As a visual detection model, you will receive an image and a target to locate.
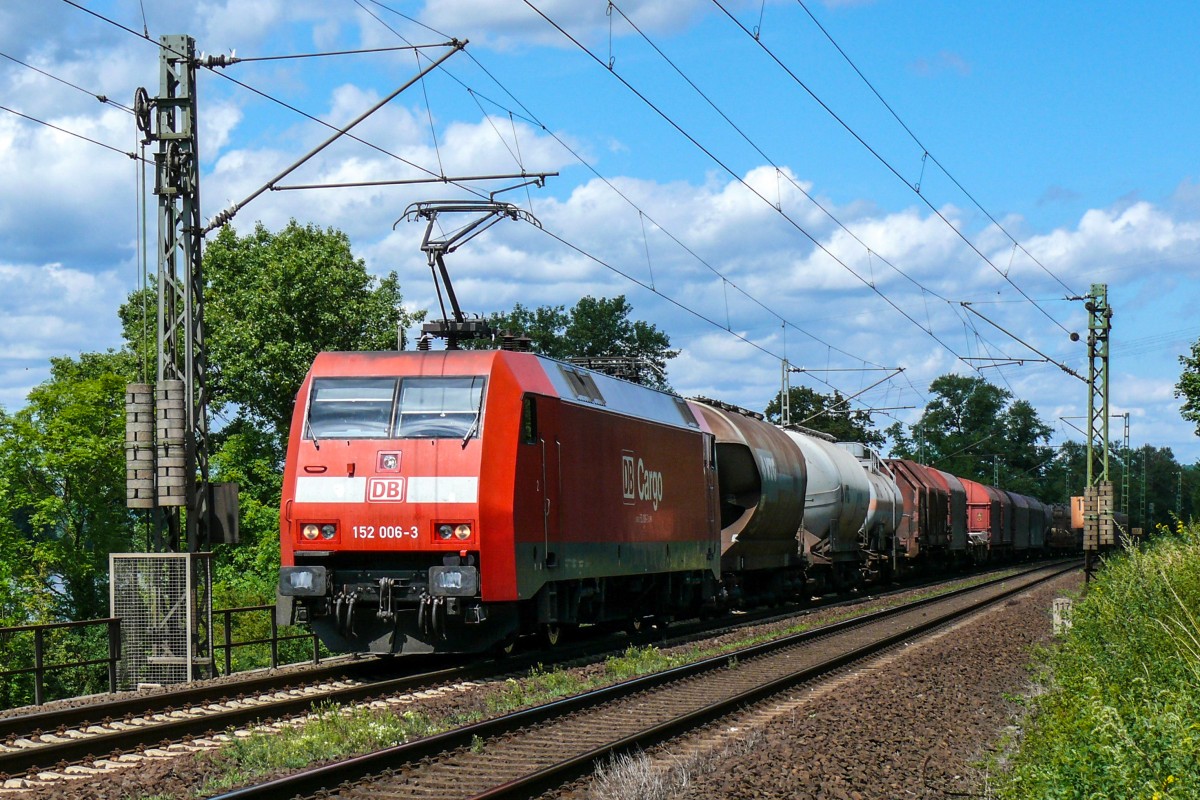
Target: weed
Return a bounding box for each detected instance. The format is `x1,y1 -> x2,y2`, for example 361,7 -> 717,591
992,525 -> 1200,799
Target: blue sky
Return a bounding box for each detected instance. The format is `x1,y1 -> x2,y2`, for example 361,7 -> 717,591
2,0 -> 1199,466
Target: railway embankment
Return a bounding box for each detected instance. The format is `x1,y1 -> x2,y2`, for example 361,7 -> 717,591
992,524 -> 1200,799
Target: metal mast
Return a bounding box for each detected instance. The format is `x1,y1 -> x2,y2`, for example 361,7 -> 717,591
1120,412 -> 1130,517
1083,283 -> 1113,578
153,34 -> 210,553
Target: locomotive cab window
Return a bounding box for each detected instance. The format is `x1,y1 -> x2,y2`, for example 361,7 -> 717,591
394,376 -> 486,440
306,377 -> 397,439
520,395 -> 538,444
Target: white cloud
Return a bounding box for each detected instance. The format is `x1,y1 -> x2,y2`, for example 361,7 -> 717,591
415,0 -> 712,51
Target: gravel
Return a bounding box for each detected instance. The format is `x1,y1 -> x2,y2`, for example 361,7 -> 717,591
573,570 -> 1080,800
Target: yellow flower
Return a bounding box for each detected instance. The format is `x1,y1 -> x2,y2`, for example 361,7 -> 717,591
1167,776 -> 1176,784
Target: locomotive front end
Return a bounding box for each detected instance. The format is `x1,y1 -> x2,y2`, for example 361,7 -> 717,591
278,351 -> 519,655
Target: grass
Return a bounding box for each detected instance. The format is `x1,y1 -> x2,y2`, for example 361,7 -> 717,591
197,703 -> 439,796
991,522 -> 1200,800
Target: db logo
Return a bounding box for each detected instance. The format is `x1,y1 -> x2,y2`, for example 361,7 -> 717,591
621,452 -> 636,504
367,477 -> 405,502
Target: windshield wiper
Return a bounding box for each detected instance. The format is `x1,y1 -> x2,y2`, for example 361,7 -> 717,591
461,410 -> 481,449
306,404 -> 320,451
461,383 -> 483,449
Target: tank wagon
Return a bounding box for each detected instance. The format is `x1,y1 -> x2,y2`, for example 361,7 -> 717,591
278,350 -> 1072,657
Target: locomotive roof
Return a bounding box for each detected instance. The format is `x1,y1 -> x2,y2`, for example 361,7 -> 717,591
308,349 -> 702,432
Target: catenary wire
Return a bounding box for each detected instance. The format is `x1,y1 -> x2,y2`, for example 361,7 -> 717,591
359,0 -> 897,374
0,50 -> 134,113
792,0 -> 1077,296
607,2 -> 950,303
0,103 -> 146,161
705,0 -> 1075,338
524,0 -> 973,366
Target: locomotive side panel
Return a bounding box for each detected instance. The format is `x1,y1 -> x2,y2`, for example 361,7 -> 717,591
511,394 -> 719,600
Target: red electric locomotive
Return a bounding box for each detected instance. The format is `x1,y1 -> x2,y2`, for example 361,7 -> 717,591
277,349 -> 720,655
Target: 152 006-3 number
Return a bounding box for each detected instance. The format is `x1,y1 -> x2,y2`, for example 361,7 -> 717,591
352,525 -> 419,540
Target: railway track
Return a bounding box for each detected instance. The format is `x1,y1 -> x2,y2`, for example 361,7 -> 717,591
0,562 -> 1060,791
206,561 -> 1076,800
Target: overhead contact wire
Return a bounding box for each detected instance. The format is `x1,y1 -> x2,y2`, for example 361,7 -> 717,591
607,2 -> 948,302
793,0 -> 1076,296
358,0 -> 891,372
524,0 -> 969,364
711,0 -> 1074,337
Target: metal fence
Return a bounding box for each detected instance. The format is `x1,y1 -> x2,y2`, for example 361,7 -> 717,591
0,618 -> 122,706
213,604 -> 321,676
110,552 -> 212,689
0,606 -> 320,708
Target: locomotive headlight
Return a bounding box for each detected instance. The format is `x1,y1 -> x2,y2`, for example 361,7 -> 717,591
454,524 -> 472,541
437,524 -> 454,540
320,524 -> 336,540
301,524 -> 320,540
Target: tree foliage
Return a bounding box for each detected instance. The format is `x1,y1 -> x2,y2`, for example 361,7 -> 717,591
202,221 -> 419,445
1176,339 -> 1200,437
198,221 -> 421,600
475,295 -> 678,389
885,374 -> 1054,499
764,386 -> 884,447
0,351 -> 137,621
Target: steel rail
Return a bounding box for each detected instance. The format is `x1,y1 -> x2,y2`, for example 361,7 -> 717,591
0,656 -> 508,776
0,656 -> 367,740
0,561 -> 1030,744
474,561 -> 1077,800
208,561 -> 1077,800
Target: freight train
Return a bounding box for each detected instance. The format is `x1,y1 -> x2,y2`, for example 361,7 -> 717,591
276,349 -> 1074,656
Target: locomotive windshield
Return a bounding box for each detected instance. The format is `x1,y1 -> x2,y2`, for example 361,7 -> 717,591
305,376 -> 485,440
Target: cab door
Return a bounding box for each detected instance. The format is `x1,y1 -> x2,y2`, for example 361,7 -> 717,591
515,395 -> 561,574
538,401 -> 561,569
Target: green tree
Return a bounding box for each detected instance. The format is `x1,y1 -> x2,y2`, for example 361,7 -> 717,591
202,220 -> 419,445
1175,340 -> 1200,436
886,374 -> 1054,498
0,351 -> 137,621
1041,440 -> 1088,505
764,386 -> 885,447
477,295 -> 677,389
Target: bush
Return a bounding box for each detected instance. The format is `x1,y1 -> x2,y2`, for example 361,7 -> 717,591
997,523 -> 1200,799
